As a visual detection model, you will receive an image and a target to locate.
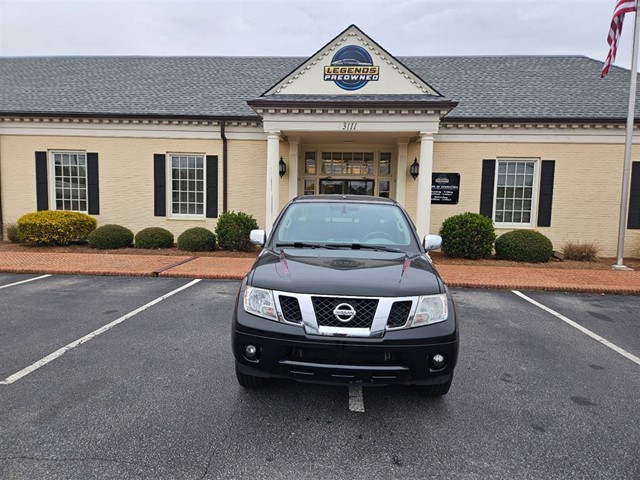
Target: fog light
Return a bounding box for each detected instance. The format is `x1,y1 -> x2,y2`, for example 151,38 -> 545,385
244,344 -> 258,359
432,354 -> 446,368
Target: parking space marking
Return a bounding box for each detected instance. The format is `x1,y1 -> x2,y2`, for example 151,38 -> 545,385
348,386 -> 365,412
0,274 -> 51,291
512,290 -> 640,367
0,278 -> 202,385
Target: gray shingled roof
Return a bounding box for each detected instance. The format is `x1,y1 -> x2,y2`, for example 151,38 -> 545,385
0,55 -> 637,120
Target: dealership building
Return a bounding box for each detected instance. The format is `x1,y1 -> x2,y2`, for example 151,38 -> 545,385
1,24 -> 639,256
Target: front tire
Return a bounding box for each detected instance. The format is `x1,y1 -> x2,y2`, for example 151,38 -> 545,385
416,376 -> 452,397
236,366 -> 266,388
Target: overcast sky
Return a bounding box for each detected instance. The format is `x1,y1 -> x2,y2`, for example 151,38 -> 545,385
1,0 -> 638,70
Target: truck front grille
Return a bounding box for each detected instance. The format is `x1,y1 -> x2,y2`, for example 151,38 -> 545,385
287,347 -> 402,366
311,297 -> 378,328
387,301 -> 412,328
279,295 -> 302,324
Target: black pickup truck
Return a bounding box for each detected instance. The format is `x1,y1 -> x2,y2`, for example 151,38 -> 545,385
232,195 -> 458,396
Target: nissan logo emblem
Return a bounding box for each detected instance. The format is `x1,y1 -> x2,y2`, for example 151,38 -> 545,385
333,303 -> 356,323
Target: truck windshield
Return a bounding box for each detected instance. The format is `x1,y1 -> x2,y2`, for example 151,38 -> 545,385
273,202 -> 419,251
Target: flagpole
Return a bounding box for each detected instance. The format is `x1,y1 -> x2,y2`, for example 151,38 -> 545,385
613,0 -> 640,269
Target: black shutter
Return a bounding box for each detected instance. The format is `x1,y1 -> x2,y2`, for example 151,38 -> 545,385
154,154 -> 166,217
537,160 -> 555,227
35,151 -> 48,211
87,152 -> 100,214
480,160 -> 495,218
628,161 -> 640,229
206,155 -> 219,218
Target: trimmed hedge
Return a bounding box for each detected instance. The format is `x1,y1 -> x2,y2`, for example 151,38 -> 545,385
177,227 -> 217,252
495,229 -> 553,263
135,227 -> 174,249
439,212 -> 496,259
87,224 -> 134,250
17,211 -> 96,246
215,211 -> 259,252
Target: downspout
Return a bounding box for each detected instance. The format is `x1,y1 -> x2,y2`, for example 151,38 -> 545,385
220,119 -> 228,213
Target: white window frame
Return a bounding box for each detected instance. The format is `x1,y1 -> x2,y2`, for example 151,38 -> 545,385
166,153 -> 206,219
49,150 -> 88,213
492,158 -> 540,228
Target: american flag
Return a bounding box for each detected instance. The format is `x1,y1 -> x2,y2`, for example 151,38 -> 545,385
602,0 -> 637,77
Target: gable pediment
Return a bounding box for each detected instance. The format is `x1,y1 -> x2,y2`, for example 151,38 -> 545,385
262,25 -> 441,97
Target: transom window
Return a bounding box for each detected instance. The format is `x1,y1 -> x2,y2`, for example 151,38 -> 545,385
52,151 -> 87,212
303,150 -> 393,198
169,154 -> 205,216
494,160 -> 537,225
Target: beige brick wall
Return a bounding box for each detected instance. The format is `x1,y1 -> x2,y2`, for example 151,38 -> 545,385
226,139 -> 267,228
0,135 -> 223,239
2,134 -> 639,257
426,142 -> 640,258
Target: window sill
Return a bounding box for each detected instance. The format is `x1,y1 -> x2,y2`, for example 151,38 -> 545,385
495,222 -> 535,229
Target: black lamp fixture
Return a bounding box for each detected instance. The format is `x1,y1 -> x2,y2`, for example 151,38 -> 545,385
279,156 -> 286,178
410,158 -> 420,180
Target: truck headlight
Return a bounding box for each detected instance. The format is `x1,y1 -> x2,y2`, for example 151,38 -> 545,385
243,286 -> 278,321
412,293 -> 448,326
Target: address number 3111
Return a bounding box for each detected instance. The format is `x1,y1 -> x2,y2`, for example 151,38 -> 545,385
342,122 -> 357,130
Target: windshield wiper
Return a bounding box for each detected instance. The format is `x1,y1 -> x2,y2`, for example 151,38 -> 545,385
275,242 -> 340,249
325,243 -> 405,253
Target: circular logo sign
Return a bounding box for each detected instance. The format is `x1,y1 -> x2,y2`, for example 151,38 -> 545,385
324,45 -> 379,91
333,303 -> 357,323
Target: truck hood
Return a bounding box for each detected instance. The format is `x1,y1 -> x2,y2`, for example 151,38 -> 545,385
247,248 -> 444,297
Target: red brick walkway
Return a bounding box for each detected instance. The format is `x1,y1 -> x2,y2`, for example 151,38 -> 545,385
0,252 -> 639,294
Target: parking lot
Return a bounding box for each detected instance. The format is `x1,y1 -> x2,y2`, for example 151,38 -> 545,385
0,273 -> 639,479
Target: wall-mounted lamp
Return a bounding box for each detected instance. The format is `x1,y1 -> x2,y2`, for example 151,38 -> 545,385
410,158 -> 420,180
279,157 -> 286,178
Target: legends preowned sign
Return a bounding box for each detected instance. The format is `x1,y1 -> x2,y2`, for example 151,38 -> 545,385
324,45 -> 380,91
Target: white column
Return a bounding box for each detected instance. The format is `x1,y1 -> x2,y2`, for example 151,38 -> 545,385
288,137 -> 300,200
415,133 -> 434,239
265,131 -> 280,232
395,139 -> 409,206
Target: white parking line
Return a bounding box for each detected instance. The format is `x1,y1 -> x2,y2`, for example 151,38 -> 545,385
349,385 -> 365,412
0,274 -> 52,291
0,279 -> 202,385
512,290 -> 640,367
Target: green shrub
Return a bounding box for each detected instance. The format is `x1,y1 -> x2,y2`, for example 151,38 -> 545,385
17,210 -> 96,246
6,223 -> 21,243
177,227 -> 217,252
495,229 -> 553,263
215,211 -> 259,252
438,212 -> 496,259
562,241 -> 599,262
87,224 -> 134,250
135,227 -> 174,249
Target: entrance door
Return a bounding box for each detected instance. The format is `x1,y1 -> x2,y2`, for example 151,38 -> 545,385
319,179 -> 374,196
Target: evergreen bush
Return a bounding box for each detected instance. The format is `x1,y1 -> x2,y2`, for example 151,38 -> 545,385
177,227 -> 217,252
215,211 -> 259,252
135,227 -> 174,249
438,212 -> 496,259
17,210 -> 96,245
87,224 -> 134,250
6,223 -> 21,243
495,229 -> 553,263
